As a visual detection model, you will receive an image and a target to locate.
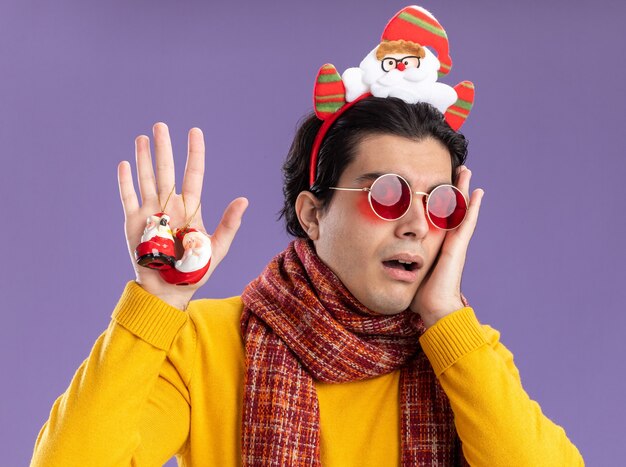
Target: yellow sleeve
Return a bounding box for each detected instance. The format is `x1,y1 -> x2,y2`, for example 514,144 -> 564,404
419,307 -> 585,467
30,281 -> 194,466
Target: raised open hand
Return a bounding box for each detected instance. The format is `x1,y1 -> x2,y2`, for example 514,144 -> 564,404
117,123 -> 248,310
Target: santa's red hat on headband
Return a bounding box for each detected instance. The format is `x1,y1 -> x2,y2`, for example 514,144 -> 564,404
381,5 -> 453,77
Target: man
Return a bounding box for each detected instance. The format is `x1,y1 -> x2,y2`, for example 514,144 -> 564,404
31,6 -> 583,467
31,107 -> 583,466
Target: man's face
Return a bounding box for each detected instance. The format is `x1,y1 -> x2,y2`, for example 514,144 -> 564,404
313,134 -> 452,315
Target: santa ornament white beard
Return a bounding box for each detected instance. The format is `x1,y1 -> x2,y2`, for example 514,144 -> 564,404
175,231 -> 212,273
342,46 -> 457,113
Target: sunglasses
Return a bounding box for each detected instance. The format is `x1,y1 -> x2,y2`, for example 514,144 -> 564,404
329,173 -> 468,230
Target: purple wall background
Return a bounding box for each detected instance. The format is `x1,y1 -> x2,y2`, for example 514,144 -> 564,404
2,0 -> 624,464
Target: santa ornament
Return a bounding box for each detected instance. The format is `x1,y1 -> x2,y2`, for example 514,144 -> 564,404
134,213 -> 176,270
311,5 -> 475,186
134,213 -> 212,286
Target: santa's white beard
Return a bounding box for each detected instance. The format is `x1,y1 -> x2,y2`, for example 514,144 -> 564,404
342,47 -> 457,113
175,234 -> 212,273
370,71 -> 457,112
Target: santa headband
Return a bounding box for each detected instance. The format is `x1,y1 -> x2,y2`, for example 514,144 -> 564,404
309,5 -> 475,187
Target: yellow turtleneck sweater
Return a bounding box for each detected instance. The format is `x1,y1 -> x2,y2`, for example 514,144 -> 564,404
31,281 -> 583,466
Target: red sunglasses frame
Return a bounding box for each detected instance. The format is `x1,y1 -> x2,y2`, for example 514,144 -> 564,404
329,173 -> 468,230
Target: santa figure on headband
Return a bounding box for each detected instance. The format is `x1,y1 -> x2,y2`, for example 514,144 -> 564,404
314,5 -> 474,132
343,40 -> 457,113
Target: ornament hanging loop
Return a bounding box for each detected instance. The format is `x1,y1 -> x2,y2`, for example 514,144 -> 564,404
181,192 -> 201,231
159,184 -> 176,213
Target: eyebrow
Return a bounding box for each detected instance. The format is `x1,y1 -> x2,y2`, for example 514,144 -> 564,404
354,172 -> 451,192
355,172 -> 384,183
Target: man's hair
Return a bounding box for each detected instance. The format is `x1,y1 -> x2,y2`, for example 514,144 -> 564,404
279,97 -> 468,238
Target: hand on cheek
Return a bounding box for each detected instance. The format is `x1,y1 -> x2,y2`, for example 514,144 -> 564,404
410,166 -> 484,328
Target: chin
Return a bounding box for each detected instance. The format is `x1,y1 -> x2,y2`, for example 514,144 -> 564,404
363,295 -> 413,316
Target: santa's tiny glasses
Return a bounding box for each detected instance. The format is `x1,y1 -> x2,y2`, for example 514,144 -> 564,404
381,55 -> 421,72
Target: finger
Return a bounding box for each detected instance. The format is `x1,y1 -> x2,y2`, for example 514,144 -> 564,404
455,165 -> 471,201
459,188 -> 484,239
117,161 -> 139,217
455,164 -> 466,180
153,122 -> 176,205
181,128 -> 205,212
211,197 -> 249,258
135,135 -> 158,205
443,188 -> 483,257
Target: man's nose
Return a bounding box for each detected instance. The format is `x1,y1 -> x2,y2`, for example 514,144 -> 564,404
394,196 -> 429,239
396,62 -> 406,71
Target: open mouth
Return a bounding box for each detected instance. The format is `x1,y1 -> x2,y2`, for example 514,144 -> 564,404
383,260 -> 419,272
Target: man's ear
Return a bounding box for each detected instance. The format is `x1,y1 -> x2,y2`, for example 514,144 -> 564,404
295,191 -> 323,240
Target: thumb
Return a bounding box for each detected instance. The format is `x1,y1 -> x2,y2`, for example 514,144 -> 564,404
211,197 -> 249,259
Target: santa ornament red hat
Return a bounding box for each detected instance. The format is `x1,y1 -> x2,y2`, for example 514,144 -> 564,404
310,5 -> 475,186
381,5 -> 453,77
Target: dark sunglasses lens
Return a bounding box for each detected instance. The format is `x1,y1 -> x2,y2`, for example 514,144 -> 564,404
369,175 -> 411,220
427,185 -> 467,229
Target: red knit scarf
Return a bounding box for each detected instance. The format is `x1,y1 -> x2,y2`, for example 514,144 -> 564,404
241,239 -> 467,466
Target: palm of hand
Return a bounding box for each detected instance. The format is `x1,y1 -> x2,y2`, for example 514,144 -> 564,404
118,123 -> 247,309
